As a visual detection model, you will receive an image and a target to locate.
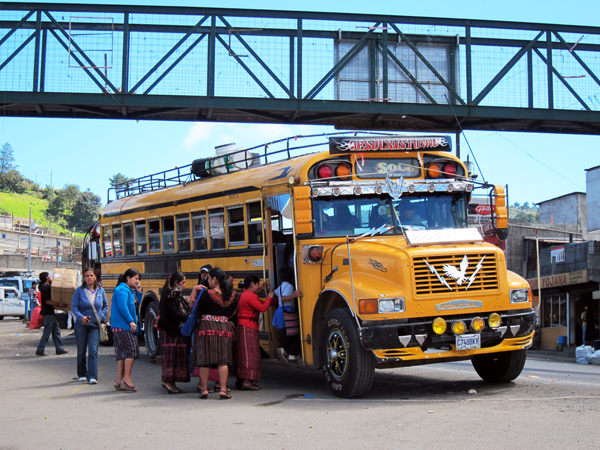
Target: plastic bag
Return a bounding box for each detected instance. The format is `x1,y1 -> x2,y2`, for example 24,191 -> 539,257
29,307 -> 43,330
589,350 -> 600,366
576,345 -> 594,364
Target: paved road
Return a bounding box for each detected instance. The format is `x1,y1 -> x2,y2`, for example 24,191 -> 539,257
1,319 -> 599,449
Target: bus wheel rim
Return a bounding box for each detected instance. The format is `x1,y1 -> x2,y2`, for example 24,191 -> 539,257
327,329 -> 348,380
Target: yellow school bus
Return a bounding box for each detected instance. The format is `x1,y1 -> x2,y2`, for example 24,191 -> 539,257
94,133 -> 534,398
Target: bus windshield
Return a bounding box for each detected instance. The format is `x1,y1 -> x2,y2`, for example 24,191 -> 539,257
313,193 -> 468,237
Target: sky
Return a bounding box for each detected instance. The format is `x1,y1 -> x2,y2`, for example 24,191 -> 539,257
1,0 -> 599,208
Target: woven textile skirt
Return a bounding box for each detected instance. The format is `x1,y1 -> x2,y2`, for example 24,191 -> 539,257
236,325 -> 261,381
192,319 -> 235,368
111,328 -> 139,361
162,333 -> 191,383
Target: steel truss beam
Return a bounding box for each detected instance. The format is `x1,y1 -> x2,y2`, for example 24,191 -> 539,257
1,3 -> 600,135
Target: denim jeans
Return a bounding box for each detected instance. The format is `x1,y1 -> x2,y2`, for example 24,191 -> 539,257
74,322 -> 100,380
36,316 -> 65,354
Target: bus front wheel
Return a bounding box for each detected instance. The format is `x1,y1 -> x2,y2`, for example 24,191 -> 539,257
144,300 -> 162,360
321,308 -> 375,398
471,349 -> 526,383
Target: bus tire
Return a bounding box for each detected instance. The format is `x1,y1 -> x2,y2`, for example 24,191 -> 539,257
472,349 -> 527,383
321,308 -> 375,398
144,300 -> 162,360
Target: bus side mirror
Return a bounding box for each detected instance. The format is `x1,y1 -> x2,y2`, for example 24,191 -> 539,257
294,186 -> 313,235
493,185 -> 508,240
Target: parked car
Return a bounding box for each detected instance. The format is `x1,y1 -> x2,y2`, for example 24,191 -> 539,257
0,287 -> 25,319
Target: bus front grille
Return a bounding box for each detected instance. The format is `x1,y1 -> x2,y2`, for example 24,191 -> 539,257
413,253 -> 499,296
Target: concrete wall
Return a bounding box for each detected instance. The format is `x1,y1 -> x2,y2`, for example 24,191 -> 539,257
506,221 -> 580,276
0,254 -> 80,272
538,193 -> 586,232
0,229 -> 71,255
587,167 -> 600,232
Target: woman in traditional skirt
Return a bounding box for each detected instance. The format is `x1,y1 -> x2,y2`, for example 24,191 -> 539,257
235,275 -> 275,390
192,267 -> 238,399
111,268 -> 143,393
157,271 -> 191,394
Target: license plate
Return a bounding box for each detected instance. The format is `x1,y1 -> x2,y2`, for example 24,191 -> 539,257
456,334 -> 481,350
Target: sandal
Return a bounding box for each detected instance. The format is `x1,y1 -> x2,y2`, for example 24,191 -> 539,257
114,380 -> 123,391
219,390 -> 232,400
199,389 -> 209,399
121,380 -> 137,393
214,383 -> 231,393
240,383 -> 261,391
165,385 -> 181,395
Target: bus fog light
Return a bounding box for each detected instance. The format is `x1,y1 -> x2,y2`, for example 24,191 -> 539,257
471,317 -> 485,332
489,313 -> 502,328
452,321 -> 466,335
433,317 -> 447,335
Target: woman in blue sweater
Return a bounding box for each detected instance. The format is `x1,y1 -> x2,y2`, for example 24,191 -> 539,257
111,268 -> 143,392
71,267 -> 108,385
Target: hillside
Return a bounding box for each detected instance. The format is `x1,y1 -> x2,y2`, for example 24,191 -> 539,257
0,192 -> 79,236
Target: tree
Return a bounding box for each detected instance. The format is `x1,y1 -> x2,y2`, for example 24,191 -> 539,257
0,142 -> 16,179
109,173 -> 132,188
70,190 -> 102,232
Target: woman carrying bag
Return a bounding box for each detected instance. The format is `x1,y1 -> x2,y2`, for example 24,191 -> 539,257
157,272 -> 191,394
71,267 -> 108,385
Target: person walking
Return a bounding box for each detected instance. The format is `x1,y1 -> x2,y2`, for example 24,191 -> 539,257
35,272 -> 68,356
582,306 -> 589,345
111,268 -> 143,392
235,275 -> 275,390
191,268 -> 238,400
157,272 -> 191,394
71,267 -> 108,384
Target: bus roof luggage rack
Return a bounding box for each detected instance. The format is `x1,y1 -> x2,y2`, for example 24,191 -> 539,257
107,131 -> 396,203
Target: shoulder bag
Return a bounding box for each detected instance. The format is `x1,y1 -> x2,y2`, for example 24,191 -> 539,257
83,288 -> 109,344
181,286 -> 205,337
271,287 -> 285,329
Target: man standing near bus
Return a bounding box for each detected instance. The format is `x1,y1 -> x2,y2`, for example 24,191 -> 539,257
35,272 -> 68,356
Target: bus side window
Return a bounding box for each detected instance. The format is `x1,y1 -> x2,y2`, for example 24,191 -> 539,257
123,223 -> 134,256
112,225 -> 122,257
227,206 -> 245,247
135,221 -> 147,254
176,214 -> 191,252
162,217 -> 175,253
148,220 -> 161,253
209,208 -> 225,250
102,226 -> 111,257
192,212 -> 207,251
247,202 -> 262,246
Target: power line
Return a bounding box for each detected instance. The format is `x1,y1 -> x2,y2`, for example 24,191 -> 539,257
494,133 -> 585,190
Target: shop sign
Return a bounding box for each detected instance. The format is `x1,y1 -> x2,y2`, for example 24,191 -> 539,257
527,269 -> 587,290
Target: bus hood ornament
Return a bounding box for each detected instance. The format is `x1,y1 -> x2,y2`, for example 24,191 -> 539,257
385,175 -> 403,200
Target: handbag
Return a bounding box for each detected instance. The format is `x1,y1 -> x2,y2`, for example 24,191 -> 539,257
181,286 -> 205,337
83,288 -> 109,344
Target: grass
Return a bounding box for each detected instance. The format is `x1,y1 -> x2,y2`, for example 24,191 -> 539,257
0,192 -> 76,236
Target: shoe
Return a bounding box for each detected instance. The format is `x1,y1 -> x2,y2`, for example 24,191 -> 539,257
121,380 -> 137,392
276,347 -> 288,364
213,383 -> 231,393
36,352 -> 48,357
165,384 -> 183,394
89,379 -> 98,385
56,350 -> 69,355
78,377 -> 87,382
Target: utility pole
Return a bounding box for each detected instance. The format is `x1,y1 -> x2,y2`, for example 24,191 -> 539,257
56,238 -> 59,267
28,207 -> 32,272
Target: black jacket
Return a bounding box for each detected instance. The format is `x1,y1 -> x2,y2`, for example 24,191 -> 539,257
158,290 -> 190,336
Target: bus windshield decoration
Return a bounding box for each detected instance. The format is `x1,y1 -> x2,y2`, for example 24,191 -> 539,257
91,131 -> 533,400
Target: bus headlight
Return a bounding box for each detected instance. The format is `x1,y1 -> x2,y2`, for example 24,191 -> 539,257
510,289 -> 529,303
488,313 -> 502,329
378,297 -> 405,313
433,317 -> 447,335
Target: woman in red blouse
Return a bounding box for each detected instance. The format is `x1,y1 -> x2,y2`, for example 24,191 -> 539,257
235,275 -> 275,390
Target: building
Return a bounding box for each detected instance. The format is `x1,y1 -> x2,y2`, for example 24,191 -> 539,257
506,166 -> 600,349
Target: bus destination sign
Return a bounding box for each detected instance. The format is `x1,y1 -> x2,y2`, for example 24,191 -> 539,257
329,135 -> 452,154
